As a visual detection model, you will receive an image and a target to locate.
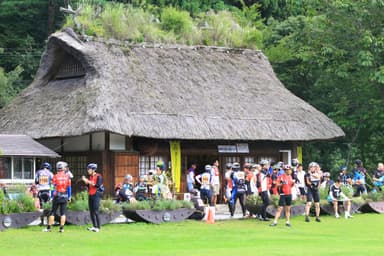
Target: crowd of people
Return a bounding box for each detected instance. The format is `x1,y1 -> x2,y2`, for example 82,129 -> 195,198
186,159 -> 384,227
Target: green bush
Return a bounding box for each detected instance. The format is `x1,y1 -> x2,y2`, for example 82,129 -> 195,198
122,199 -> 193,211
161,7 -> 193,35
0,185 -> 37,214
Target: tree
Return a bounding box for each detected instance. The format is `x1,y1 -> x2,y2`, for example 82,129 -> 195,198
263,0 -> 384,170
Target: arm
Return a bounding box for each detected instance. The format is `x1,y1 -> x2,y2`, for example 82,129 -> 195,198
195,174 -> 202,185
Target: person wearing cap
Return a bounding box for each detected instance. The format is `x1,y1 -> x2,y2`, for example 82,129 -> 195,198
82,163 -> 104,232
43,161 -> 72,233
270,165 -> 295,227
153,160 -> 170,198
352,159 -> 367,196
329,178 -> 353,219
230,162 -> 247,217
195,165 -> 213,206
304,162 -> 322,222
256,160 -> 271,221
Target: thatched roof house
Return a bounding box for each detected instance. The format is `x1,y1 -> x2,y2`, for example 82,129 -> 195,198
0,28 -> 344,193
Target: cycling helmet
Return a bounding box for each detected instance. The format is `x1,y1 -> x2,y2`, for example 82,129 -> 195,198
284,165 -> 292,170
292,158 -> 299,167
225,162 -> 232,169
259,160 -> 269,166
355,159 -> 362,166
232,162 -> 240,171
42,162 -> 51,170
323,172 -> 330,177
56,161 -> 66,170
125,174 -> 133,181
156,160 -> 165,170
87,163 -> 98,170
205,165 -> 212,172
340,165 -> 347,171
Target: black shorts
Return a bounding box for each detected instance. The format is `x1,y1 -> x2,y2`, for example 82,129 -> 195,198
299,187 -> 306,196
278,194 -> 292,206
306,188 -> 320,203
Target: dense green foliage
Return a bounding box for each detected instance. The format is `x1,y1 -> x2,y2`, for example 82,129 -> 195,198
0,186 -> 37,214
0,0 -> 383,173
1,215 -> 384,255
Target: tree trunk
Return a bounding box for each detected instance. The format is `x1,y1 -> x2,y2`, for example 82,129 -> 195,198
48,0 -> 56,35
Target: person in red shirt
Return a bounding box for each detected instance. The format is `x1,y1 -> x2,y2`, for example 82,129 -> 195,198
270,165 -> 295,227
82,163 -> 104,232
43,161 -> 71,233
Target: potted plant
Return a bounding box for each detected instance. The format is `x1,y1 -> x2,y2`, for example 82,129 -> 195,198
122,199 -> 194,224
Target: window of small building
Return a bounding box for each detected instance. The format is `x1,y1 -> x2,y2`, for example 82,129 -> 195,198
92,132 -> 105,151
63,135 -> 90,152
223,156 -> 240,165
110,133 -> 125,151
0,157 -> 35,181
139,155 -> 165,176
244,156 -> 255,164
62,155 -> 87,181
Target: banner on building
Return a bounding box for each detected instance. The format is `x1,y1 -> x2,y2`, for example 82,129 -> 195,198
169,141 -> 181,193
297,146 -> 303,165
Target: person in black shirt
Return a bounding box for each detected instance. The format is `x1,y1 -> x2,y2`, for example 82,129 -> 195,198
329,178 -> 352,219
304,162 -> 322,222
338,166 -> 352,186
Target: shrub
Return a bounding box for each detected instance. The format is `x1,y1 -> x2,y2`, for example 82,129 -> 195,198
161,7 -> 193,35
122,199 -> 193,211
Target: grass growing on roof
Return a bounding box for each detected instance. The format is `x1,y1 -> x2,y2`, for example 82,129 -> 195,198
1,214 -> 384,255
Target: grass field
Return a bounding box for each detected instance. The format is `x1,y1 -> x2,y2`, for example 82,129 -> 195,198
1,214 -> 383,256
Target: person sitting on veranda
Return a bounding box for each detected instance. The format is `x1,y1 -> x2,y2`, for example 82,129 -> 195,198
328,178 -> 353,219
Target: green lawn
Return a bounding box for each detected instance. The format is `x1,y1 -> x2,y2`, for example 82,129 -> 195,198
1,214 -> 384,256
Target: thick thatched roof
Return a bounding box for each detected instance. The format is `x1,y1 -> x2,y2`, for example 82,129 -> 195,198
0,28 -> 344,141
0,134 -> 60,157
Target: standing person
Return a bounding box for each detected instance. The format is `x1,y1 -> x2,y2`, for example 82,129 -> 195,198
304,162 -> 322,222
294,163 -> 306,201
230,162 -> 247,217
256,160 -> 270,221
186,163 -> 196,192
329,178 -> 353,219
43,161 -> 71,233
224,163 -> 233,214
153,160 -> 169,198
63,162 -> 74,180
270,165 -> 295,227
195,165 -> 213,206
269,165 -> 279,196
82,163 -> 104,232
211,160 -> 221,207
35,162 -> 54,210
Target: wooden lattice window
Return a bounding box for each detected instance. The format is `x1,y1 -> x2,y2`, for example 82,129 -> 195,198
55,54 -> 85,79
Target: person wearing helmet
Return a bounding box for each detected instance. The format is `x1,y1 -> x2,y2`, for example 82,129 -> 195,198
62,162 -> 74,180
270,165 -> 295,227
256,160 -> 271,221
304,162 -> 322,222
134,175 -> 148,201
195,165 -> 213,206
43,161 -> 72,233
116,174 -> 134,203
82,163 -> 104,232
320,172 -> 334,189
35,162 -> 54,210
230,162 -> 247,217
